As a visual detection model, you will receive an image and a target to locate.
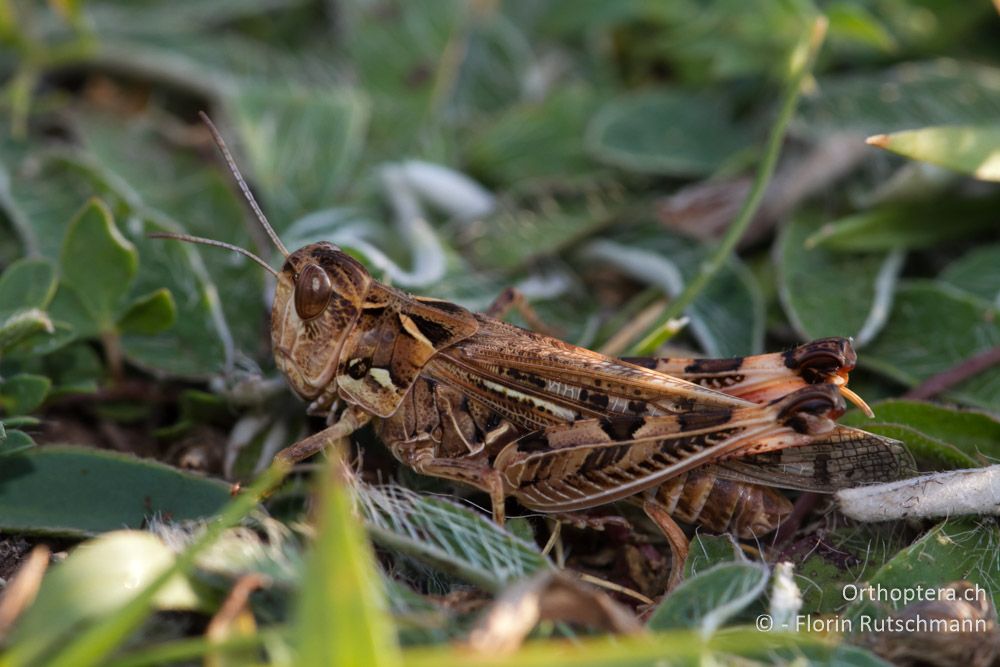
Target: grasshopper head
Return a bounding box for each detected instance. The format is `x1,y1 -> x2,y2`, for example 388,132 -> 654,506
149,113 -> 373,402
272,242 -> 371,400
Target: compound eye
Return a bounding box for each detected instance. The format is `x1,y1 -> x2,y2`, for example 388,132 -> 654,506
294,264 -> 332,320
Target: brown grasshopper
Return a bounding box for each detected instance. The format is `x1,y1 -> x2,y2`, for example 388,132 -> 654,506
155,114 -> 912,579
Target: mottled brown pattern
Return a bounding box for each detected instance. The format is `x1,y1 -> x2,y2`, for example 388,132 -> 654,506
268,241 -> 911,540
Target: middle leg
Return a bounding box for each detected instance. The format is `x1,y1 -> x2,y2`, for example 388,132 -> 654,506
398,444 -> 509,524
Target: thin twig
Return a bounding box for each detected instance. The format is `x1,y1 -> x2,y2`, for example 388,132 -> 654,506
598,298 -> 667,357
541,519 -> 562,557
627,17 -> 829,355
206,573 -> 269,641
577,572 -> 655,606
0,546 -> 50,639
903,345 -> 1000,400
426,1 -> 494,122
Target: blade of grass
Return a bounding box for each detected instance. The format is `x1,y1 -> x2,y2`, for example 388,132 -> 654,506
401,627 -> 886,667
101,626 -> 288,667
626,16 -> 828,355
293,449 -> 402,666
12,462 -> 290,667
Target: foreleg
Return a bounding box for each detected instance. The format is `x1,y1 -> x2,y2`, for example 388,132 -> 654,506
274,405 -> 371,466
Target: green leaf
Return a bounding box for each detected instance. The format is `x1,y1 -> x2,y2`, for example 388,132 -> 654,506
0,141 -> 95,259
91,32 -> 320,104
862,281 -> 1000,410
860,400 -> 1000,453
0,308 -> 55,353
120,223 -> 231,378
339,0 -> 460,156
825,2 -> 897,52
294,454 -> 401,667
0,373 -> 51,415
804,195 -> 1000,252
647,562 -> 769,634
684,534 -> 743,578
583,233 -> 764,356
797,60 -> 1000,138
586,88 -> 752,176
465,86 -> 601,186
836,422 -> 977,470
20,461 -> 287,667
43,341 -> 104,396
840,399 -> 1000,466
4,531 -> 203,667
59,198 -> 138,332
88,0 -> 309,34
0,257 -> 57,315
383,577 -> 460,645
794,548 -> 863,616
177,389 -> 230,425
777,212 -> 902,345
226,83 -> 371,223
867,125 -> 1000,182
939,243 -> 1000,305
356,484 -> 550,592
150,390 -> 230,440
72,114 -> 262,376
118,288 -> 176,335
465,187 -> 619,273
1,416 -> 40,429
0,429 -> 35,456
811,524 -> 915,611
0,446 -> 231,537
534,2 -> 813,84
845,519 -> 1000,622
17,324 -> 78,355
48,283 -> 100,340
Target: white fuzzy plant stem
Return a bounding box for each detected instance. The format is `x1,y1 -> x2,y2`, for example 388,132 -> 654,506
769,562 -> 802,630
835,465 -> 1000,522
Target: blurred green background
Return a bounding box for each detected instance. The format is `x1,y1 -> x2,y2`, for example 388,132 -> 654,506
1,1 -> 1000,666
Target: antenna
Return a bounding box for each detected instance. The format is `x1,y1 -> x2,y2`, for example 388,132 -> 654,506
198,111 -> 290,258
148,232 -> 279,278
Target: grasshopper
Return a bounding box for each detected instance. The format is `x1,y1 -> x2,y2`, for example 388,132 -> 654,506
155,114 -> 912,580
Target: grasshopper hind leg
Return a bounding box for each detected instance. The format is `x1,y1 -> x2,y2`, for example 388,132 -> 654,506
486,287 -> 558,336
637,471 -> 793,592
639,497 -> 690,591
